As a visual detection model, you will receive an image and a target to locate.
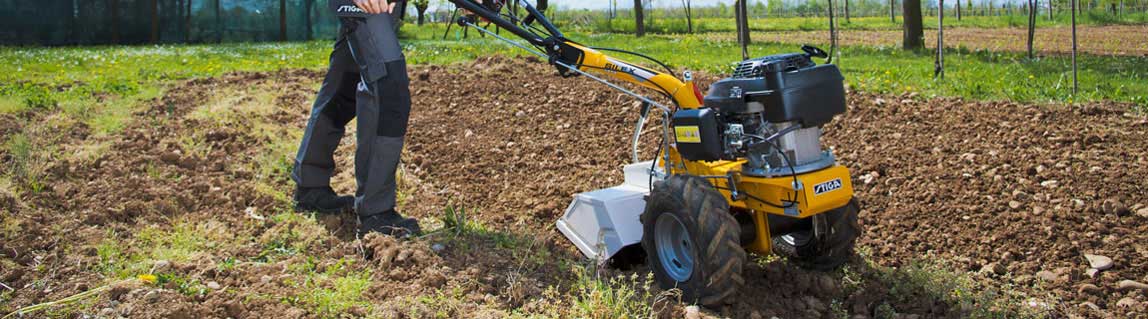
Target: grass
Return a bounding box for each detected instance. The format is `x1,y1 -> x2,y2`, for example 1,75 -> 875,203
837,256 -> 1053,318
569,270 -> 671,319
0,23 -> 1143,125
284,258 -> 374,317
3,132 -> 52,193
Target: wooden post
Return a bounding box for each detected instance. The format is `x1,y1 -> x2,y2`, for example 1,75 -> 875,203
936,0 -> 944,79
828,0 -> 838,61
1071,0 -> 1078,94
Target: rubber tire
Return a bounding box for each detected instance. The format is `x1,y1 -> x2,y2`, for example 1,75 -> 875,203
641,175 -> 746,308
772,199 -> 861,271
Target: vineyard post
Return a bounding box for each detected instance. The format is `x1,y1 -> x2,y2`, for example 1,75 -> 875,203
828,0 -> 839,63
1071,0 -> 1078,94
936,0 -> 944,79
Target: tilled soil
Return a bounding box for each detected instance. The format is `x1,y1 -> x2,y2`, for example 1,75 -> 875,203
1,56 -> 1146,318
724,25 -> 1148,56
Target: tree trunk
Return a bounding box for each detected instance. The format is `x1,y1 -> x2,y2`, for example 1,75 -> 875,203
956,0 -> 962,20
186,0 -> 192,42
736,0 -> 751,59
829,0 -> 838,54
890,0 -> 896,23
279,0 -> 287,41
634,0 -> 645,36
417,3 -> 428,25
304,0 -> 314,40
903,0 -> 924,49
1049,0 -> 1054,19
1027,0 -> 1036,58
110,0 -> 120,44
215,0 -> 221,43
150,0 -> 158,43
684,0 -> 693,33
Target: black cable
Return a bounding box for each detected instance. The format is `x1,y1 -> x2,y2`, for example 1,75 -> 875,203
711,185 -> 796,210
576,64 -> 679,108
587,47 -> 677,78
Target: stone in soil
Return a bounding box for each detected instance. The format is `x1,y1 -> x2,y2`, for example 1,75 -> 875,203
1084,254 -> 1113,270
1117,280 -> 1148,292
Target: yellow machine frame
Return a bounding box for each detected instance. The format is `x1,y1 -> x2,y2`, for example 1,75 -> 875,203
565,42 -> 856,255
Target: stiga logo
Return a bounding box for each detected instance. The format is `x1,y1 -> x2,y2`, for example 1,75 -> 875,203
813,178 -> 843,195
337,5 -> 365,13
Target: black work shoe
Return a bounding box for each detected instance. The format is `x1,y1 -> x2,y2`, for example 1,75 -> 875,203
358,210 -> 422,238
294,187 -> 354,214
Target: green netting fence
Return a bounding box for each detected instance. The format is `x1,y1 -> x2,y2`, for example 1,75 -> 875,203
0,0 -> 393,46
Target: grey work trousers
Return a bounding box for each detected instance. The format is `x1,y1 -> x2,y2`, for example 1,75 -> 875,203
291,23 -> 411,217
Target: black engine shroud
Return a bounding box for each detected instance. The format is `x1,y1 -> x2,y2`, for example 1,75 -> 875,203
674,52 -> 847,163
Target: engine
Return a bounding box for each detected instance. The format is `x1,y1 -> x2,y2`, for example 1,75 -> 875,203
672,52 -> 847,177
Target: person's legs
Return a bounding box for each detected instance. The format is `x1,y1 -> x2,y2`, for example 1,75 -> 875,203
353,60 -> 420,236
291,39 -> 359,213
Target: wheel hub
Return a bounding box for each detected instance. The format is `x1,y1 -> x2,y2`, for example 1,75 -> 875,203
654,213 -> 696,282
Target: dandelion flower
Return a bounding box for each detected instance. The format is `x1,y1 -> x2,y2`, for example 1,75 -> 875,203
138,274 -> 158,284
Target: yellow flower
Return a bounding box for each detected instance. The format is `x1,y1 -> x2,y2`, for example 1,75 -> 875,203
1028,75 -> 1035,79
138,274 -> 158,284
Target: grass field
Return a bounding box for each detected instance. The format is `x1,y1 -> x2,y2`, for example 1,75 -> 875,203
3,22 -> 1145,123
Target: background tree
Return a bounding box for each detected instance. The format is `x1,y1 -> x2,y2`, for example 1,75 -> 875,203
845,0 -> 851,23
890,0 -> 897,22
682,0 -> 694,33
1027,0 -> 1037,58
413,0 -> 429,25
634,0 -> 645,37
903,0 -> 923,49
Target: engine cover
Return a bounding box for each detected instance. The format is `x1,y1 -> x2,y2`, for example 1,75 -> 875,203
704,54 -> 846,127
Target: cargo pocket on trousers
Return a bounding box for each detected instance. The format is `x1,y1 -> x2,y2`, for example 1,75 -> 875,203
375,63 -> 411,138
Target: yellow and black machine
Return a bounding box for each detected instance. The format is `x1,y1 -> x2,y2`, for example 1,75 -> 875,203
448,0 -> 861,307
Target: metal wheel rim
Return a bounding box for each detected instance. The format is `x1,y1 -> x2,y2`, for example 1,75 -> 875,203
654,213 -> 695,282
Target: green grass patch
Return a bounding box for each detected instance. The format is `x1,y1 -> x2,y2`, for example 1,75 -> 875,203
3,132 -> 53,193
282,258 -> 373,317
840,257 -> 1053,318
94,221 -> 235,279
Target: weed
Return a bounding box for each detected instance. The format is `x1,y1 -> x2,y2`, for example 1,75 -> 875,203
440,202 -> 481,238
569,268 -> 671,319
156,273 -> 207,297
175,134 -> 213,160
4,133 -> 52,193
287,259 -> 373,317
